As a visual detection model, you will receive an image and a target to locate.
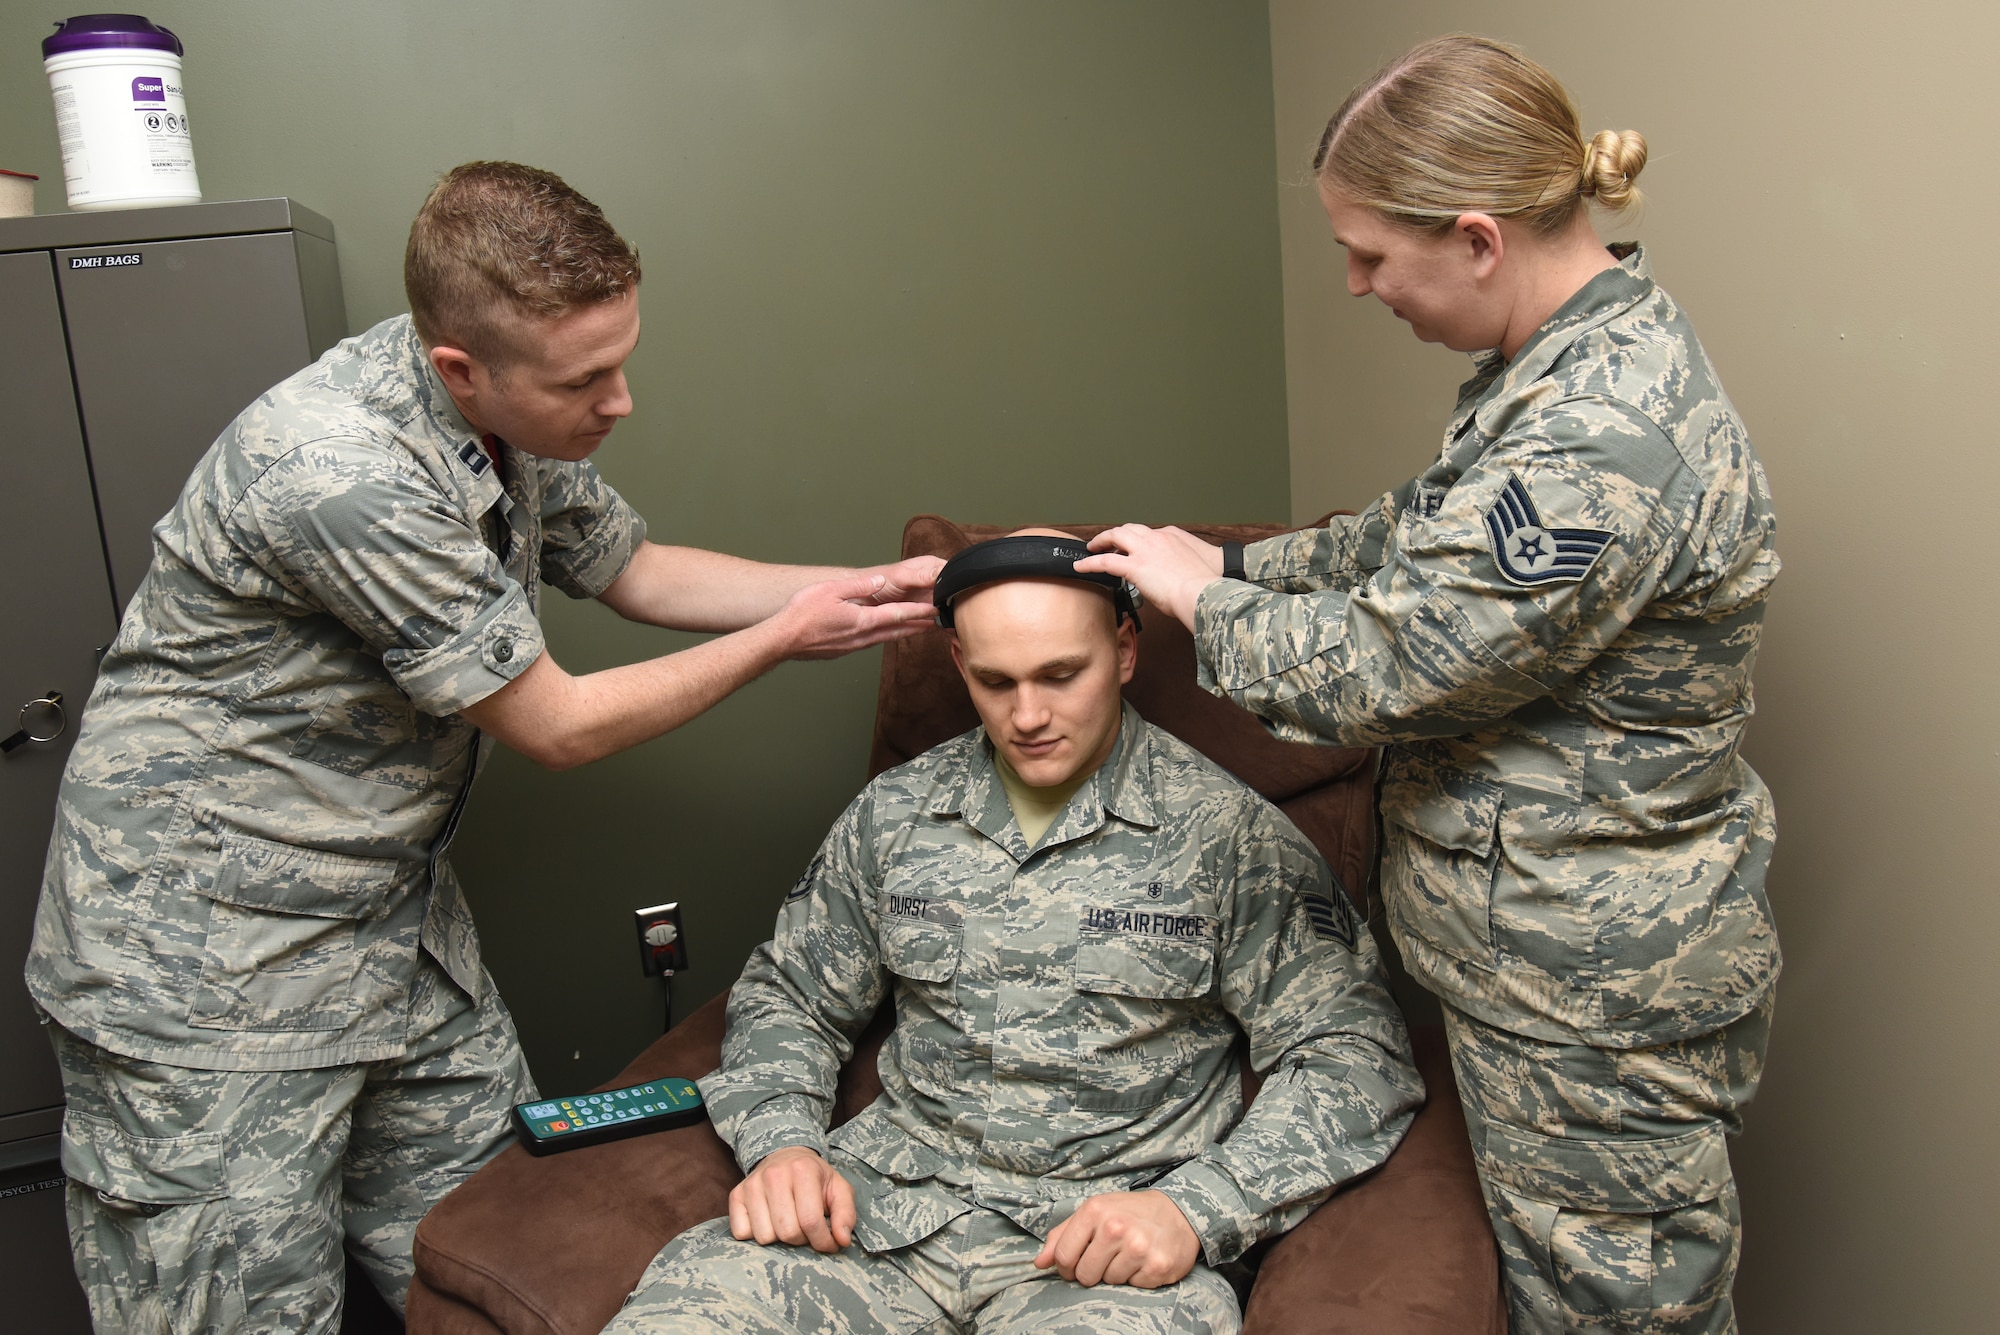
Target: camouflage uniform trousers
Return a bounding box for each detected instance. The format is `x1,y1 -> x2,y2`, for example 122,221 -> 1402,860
604,1209 -> 1241,1335
50,955 -> 533,1334
1442,995 -> 1774,1335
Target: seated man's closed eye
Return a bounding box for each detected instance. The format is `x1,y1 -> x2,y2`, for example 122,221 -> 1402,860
603,529 -> 1424,1335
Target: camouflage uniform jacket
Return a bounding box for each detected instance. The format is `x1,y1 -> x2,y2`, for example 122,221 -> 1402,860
1193,247 -> 1780,1049
702,704 -> 1424,1265
27,315 -> 645,1071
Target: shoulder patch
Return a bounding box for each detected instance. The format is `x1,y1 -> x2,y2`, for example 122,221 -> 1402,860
1485,473 -> 1612,587
1301,890 -> 1357,949
784,853 -> 824,902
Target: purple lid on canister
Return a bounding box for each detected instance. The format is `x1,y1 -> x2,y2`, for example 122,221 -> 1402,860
43,14 -> 184,59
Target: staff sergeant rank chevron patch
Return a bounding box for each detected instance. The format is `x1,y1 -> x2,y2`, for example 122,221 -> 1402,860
1485,473 -> 1613,587
1301,891 -> 1356,949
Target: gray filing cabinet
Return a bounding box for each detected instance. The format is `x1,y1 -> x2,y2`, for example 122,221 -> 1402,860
0,198 -> 345,1328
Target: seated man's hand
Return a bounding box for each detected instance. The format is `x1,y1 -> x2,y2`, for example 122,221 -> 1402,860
1033,1189 -> 1201,1289
728,1146 -> 856,1253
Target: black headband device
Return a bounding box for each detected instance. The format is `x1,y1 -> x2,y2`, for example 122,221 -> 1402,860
932,535 -> 1142,630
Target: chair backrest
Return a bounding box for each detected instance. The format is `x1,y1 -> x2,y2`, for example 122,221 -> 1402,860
868,515 -> 1378,911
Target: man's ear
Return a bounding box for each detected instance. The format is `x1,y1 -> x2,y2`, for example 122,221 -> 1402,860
1115,618 -> 1138,686
428,343 -> 482,399
1456,212 -> 1506,280
947,630 -> 968,681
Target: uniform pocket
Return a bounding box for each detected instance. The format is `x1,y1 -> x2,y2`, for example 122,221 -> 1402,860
1073,929 -> 1216,999
1071,924 -> 1217,1112
1379,757 -> 1503,963
827,1109 -> 970,1254
187,833 -> 407,1033
879,918 -> 962,984
62,1109 -> 228,1208
877,917 -> 964,1060
61,1110 -> 247,1328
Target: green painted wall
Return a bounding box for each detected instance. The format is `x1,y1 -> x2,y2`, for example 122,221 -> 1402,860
0,2 -> 1289,1086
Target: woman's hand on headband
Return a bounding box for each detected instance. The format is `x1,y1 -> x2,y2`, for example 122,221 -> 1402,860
1076,525 -> 1223,632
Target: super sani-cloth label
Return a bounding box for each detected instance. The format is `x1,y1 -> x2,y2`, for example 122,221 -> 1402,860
46,53 -> 201,209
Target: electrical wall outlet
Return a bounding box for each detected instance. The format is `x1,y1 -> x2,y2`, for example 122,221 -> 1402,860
634,902 -> 689,977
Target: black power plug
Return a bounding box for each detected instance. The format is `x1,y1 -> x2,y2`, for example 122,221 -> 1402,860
634,902 -> 689,1031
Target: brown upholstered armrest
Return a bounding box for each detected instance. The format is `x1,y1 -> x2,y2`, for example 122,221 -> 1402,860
410,995 -> 893,1335
1241,1025 -> 1504,1335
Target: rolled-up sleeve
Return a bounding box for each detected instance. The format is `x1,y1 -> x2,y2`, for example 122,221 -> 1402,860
534,457 -> 647,600
236,440 -> 545,717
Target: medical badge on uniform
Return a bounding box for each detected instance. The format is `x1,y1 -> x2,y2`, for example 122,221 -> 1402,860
1485,473 -> 1613,587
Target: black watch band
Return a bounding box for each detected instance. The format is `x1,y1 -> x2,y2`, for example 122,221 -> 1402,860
1221,540 -> 1246,582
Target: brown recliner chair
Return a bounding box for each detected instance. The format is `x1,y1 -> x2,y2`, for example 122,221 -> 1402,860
406,517 -> 1505,1335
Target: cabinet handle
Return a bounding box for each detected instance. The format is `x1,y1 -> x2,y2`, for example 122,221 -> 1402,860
1,690 -> 67,754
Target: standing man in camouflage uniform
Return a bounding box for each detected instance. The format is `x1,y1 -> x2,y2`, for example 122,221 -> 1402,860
1084,38 -> 1779,1335
604,532 -> 1424,1335
27,161 -> 941,1333
608,535 -> 1424,1335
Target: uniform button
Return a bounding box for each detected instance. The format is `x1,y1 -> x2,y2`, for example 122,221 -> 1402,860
493,639 -> 514,663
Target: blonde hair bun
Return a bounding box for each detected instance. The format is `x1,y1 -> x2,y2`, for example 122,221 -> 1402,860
1582,129 -> 1648,212
1314,35 -> 1649,237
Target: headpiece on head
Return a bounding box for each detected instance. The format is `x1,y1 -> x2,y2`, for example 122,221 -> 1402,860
933,535 -> 1142,631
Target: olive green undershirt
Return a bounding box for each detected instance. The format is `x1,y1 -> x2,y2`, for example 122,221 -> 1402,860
993,750 -> 1092,847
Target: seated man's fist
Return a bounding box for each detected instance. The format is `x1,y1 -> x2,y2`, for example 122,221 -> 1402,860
1032,1189 -> 1201,1289
728,1146 -> 856,1253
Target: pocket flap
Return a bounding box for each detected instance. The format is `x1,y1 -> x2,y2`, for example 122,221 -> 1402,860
878,918 -> 961,983
1480,1121 -> 1732,1213
197,832 -> 409,920
828,1107 -> 952,1184
1380,757 -> 1503,858
61,1111 -> 227,1206
1073,915 -> 1218,999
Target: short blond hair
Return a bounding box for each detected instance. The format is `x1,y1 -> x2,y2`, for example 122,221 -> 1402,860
404,161 -> 641,365
1314,35 -> 1646,238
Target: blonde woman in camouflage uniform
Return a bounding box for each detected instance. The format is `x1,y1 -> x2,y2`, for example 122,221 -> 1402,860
1082,35 -> 1779,1335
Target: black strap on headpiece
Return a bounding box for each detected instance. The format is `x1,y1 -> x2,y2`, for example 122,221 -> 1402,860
932,535 -> 1141,630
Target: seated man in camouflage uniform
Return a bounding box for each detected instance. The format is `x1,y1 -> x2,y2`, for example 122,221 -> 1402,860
605,532 -> 1427,1335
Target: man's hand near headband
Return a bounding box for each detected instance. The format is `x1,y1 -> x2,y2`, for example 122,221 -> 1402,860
461,547 -> 942,770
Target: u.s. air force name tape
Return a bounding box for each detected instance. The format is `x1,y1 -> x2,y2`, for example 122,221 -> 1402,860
1079,907 -> 1216,940
1485,472 -> 1613,587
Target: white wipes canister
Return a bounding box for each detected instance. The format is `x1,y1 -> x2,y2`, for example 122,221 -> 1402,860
43,14 -> 201,211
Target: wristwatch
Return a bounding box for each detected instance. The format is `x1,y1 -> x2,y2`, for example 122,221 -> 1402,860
1221,540 -> 1246,582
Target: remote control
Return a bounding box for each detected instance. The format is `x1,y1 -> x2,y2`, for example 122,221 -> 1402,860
511,1077 -> 707,1156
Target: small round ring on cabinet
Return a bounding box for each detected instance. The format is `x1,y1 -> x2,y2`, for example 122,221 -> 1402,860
4,691 -> 68,752
21,693 -> 67,743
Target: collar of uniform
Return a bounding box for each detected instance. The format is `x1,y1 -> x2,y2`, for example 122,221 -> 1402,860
346,315 -> 507,524
1471,243 -> 1654,440
936,701 -> 1160,848
1099,701 -> 1162,828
